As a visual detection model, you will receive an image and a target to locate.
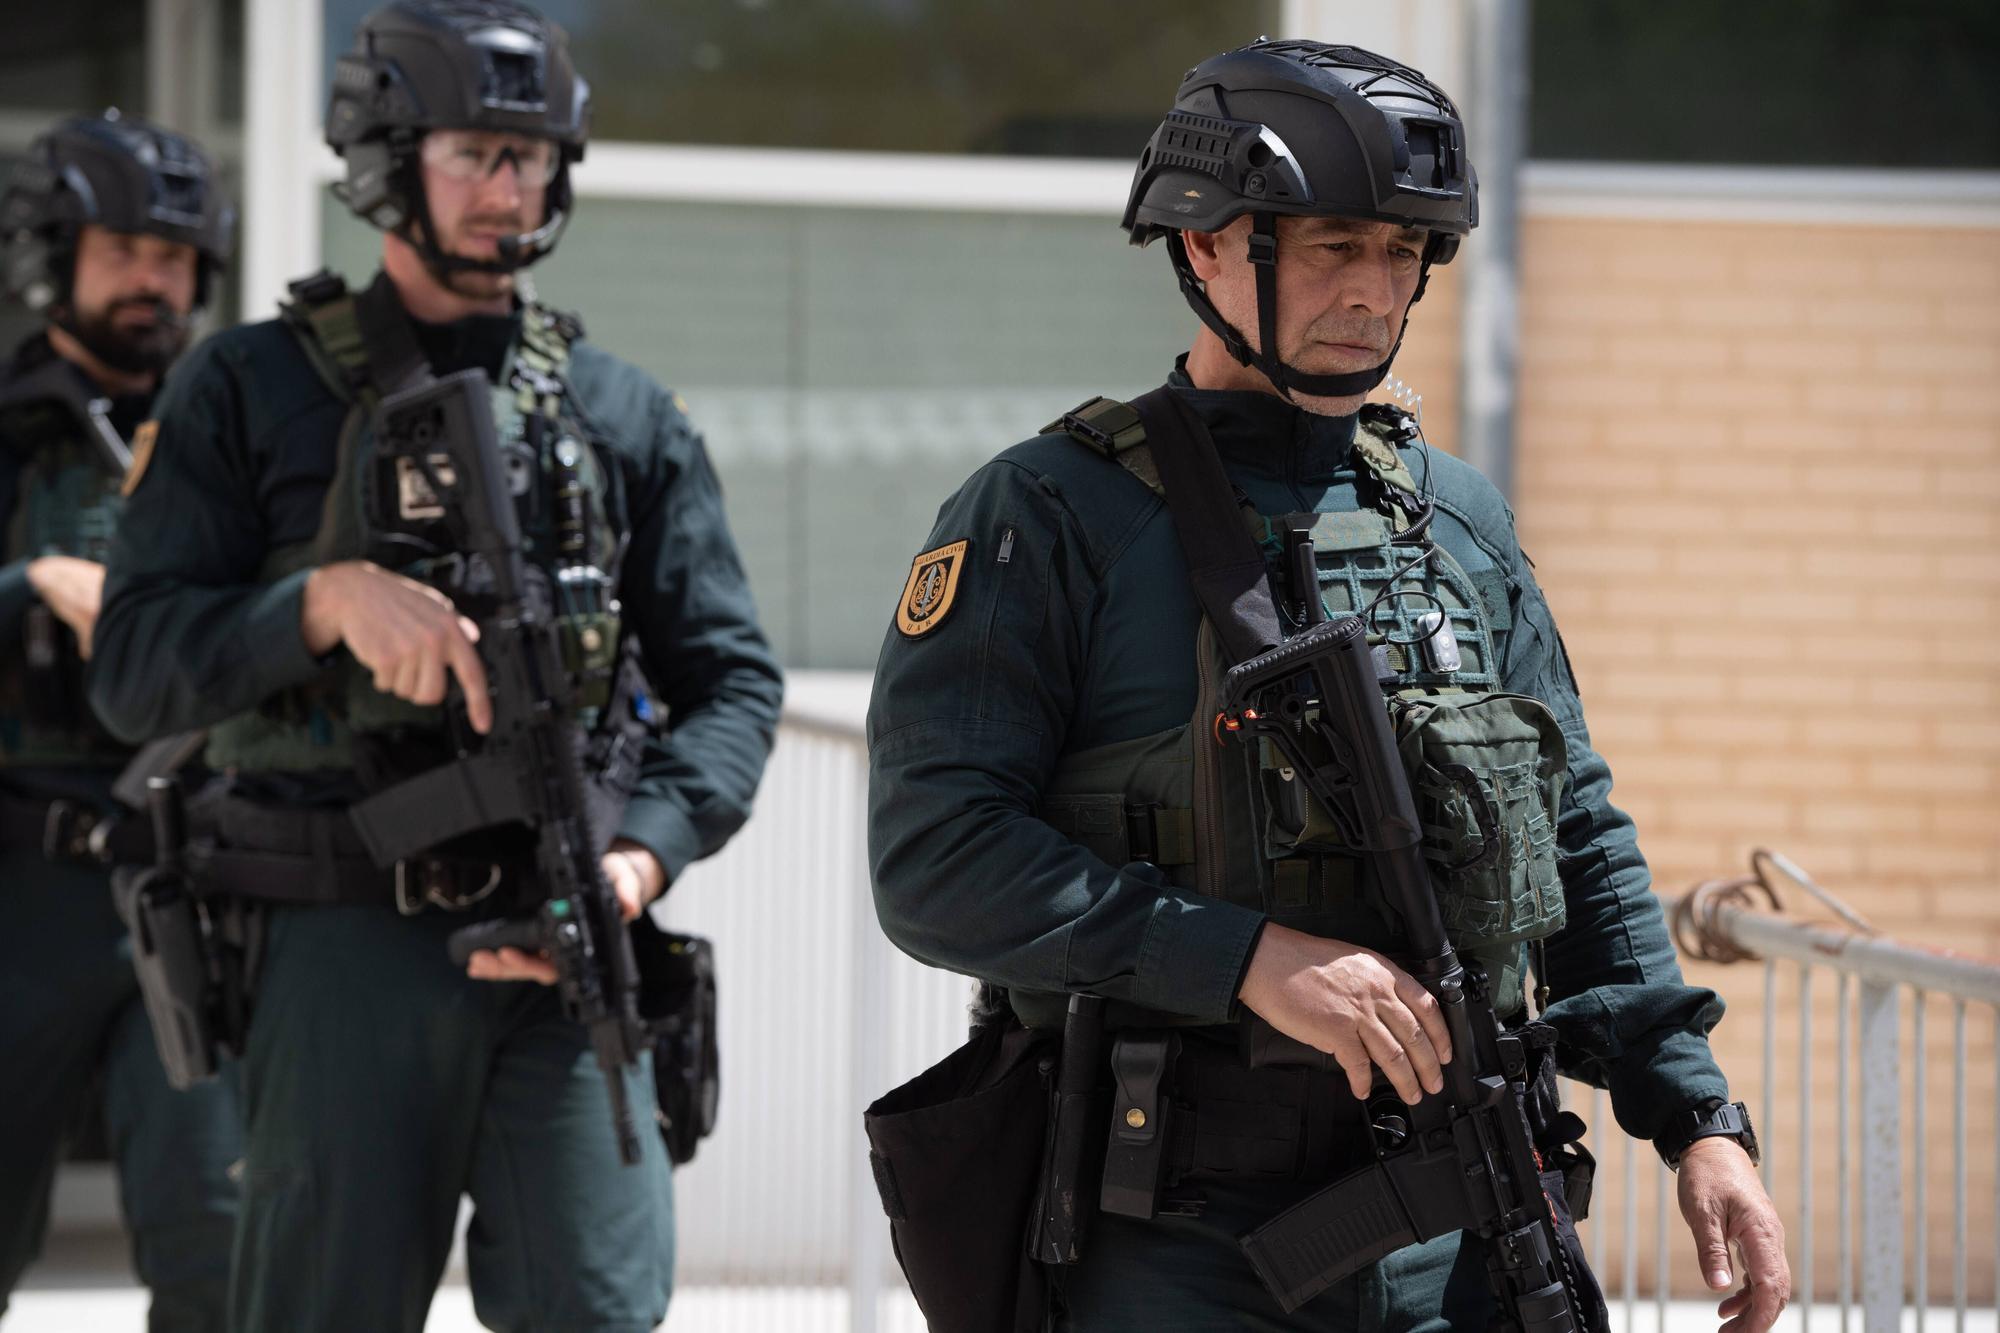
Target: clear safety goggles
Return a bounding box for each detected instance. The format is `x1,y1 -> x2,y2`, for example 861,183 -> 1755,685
420,130 -> 562,186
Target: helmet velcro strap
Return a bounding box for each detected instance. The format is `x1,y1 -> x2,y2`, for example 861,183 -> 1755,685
1252,212 -> 1284,392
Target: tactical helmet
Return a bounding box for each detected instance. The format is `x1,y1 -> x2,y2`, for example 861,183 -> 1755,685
1122,39 -> 1477,401
0,109 -> 235,313
327,0 -> 590,273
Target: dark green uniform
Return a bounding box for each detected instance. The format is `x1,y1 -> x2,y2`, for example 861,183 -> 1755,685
91,283 -> 782,1332
867,371 -> 1728,1329
0,333 -> 240,1332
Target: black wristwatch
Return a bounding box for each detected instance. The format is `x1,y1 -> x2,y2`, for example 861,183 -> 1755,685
1656,1099 -> 1760,1171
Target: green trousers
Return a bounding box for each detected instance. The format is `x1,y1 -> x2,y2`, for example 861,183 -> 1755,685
1050,1177 -> 1490,1332
232,902 -> 675,1333
0,846 -> 241,1333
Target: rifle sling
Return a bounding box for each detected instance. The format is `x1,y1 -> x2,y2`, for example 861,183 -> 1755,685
346,751 -> 531,866
349,271 -> 433,400
1125,386 -> 1282,667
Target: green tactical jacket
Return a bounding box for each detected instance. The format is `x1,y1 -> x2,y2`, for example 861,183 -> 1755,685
89,277 -> 784,884
867,369 -> 1730,1146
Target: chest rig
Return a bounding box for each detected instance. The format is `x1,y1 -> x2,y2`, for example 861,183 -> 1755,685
1019,391 -> 1568,1030
203,271 -> 627,780
0,370 -> 132,764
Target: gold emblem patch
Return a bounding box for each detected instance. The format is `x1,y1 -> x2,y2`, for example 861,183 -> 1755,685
120,420 -> 160,496
897,539 -> 970,638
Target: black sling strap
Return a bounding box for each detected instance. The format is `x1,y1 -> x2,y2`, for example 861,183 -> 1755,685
1124,385 -> 1283,666
350,271 -> 432,400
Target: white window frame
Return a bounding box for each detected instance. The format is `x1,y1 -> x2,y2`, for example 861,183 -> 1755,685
244,0 -> 2000,320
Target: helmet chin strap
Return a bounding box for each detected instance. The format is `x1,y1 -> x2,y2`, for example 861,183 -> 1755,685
1168,213 -> 1433,404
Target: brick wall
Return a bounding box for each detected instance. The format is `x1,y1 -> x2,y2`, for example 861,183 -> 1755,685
1456,212 -> 2000,1303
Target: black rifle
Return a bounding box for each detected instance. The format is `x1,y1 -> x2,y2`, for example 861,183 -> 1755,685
1220,613 -> 1604,1331
372,370 -> 651,1166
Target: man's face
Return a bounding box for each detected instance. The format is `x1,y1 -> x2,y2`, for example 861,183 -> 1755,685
415,129 -> 555,298
65,223 -> 200,374
1188,213 -> 1428,416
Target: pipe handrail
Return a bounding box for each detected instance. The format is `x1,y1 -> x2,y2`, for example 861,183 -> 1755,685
778,708 -> 868,744
1670,889 -> 2000,1007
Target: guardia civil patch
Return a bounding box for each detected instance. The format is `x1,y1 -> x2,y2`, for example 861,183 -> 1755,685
120,420 -> 159,497
897,539 -> 970,638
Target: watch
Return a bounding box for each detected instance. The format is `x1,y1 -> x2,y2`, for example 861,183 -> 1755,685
1656,1100 -> 1760,1171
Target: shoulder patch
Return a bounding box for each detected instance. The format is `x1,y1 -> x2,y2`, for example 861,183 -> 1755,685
897,539 -> 970,638
120,420 -> 160,497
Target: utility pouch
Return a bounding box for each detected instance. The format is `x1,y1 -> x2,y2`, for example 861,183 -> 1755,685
1029,994 -> 1108,1265
1392,692 -> 1568,949
1519,1020 -> 1596,1223
1099,1030 -> 1181,1220
1518,1020 -> 1610,1331
863,1016 -> 1055,1333
631,918 -> 718,1167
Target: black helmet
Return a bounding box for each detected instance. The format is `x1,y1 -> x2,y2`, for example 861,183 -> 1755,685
0,109 -> 235,314
327,0 -> 590,273
1122,39 -> 1477,401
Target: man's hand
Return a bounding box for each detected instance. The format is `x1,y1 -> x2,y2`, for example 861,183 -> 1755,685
1236,921 -> 1453,1103
464,840 -> 667,986
301,559 -> 492,733
27,555 -> 106,657
1677,1137 -> 1790,1333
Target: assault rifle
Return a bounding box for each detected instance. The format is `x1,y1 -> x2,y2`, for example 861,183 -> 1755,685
1220,613 -> 1605,1332
370,370 -> 651,1166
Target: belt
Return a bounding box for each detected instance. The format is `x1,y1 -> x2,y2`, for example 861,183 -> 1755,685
0,792 -> 155,866
193,798 -> 530,915
1161,1034 -> 1376,1184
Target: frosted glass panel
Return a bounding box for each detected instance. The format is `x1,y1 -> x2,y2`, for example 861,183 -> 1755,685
319,194 -> 1194,666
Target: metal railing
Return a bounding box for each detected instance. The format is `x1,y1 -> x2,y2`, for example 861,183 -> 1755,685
656,688 -> 958,1332
1667,851 -> 2000,1333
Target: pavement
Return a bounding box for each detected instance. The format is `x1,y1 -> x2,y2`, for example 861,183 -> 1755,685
8,1243 -> 1995,1333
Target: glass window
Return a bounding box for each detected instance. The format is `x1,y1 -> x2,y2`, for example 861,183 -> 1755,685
0,7 -> 150,355
1530,0 -> 2000,168
0,8 -> 148,115
324,0 -> 1281,155
322,193 -> 1194,667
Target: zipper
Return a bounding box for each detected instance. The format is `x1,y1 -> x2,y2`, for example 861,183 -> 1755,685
1191,617 -> 1229,900
997,527 -> 1015,563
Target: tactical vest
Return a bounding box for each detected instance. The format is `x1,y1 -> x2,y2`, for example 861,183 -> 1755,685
0,390 -> 129,766
204,272 -> 626,780
1015,397 -> 1568,1031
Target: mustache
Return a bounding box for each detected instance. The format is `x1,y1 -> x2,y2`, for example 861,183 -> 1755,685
1304,319 -> 1391,353
459,213 -> 527,233
106,295 -> 186,328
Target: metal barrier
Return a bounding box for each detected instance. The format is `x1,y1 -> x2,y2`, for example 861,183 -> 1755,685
1668,851 -> 2000,1332
658,695 -> 2000,1332
656,687 -> 959,1332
